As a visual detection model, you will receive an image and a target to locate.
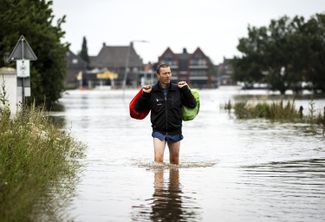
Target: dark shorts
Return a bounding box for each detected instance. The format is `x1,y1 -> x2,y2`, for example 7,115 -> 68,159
152,131 -> 183,143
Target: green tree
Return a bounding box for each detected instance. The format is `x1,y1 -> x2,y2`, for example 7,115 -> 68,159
0,0 -> 68,108
232,26 -> 269,86
233,14 -> 325,94
79,36 -> 89,65
302,14 -> 325,92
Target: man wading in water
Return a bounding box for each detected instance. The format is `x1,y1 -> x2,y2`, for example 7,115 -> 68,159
135,63 -> 196,165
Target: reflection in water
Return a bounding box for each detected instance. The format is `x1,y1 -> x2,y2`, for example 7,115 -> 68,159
34,173 -> 81,221
132,169 -> 201,222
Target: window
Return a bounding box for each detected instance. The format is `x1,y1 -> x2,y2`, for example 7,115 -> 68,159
199,59 -> 207,65
191,70 -> 206,76
190,58 -> 206,66
161,59 -> 177,67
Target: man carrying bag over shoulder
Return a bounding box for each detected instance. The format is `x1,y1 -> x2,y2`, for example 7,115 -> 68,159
135,63 -> 196,165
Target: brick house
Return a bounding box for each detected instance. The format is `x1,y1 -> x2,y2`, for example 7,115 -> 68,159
217,58 -> 235,85
157,47 -> 217,88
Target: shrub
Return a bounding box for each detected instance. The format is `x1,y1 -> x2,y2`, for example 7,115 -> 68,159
0,106 -> 84,221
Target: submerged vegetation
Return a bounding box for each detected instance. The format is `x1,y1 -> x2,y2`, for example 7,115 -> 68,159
223,100 -> 325,133
0,100 -> 84,221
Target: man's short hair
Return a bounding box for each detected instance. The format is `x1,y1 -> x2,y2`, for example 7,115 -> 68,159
156,63 -> 170,74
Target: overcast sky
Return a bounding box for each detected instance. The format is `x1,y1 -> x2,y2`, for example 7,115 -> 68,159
52,0 -> 325,64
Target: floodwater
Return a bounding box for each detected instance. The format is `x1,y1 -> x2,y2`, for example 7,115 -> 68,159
50,86 -> 325,222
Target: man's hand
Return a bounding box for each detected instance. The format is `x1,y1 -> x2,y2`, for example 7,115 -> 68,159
142,85 -> 152,93
177,81 -> 188,88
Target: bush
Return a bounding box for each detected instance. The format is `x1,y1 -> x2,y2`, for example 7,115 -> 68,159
0,106 -> 84,221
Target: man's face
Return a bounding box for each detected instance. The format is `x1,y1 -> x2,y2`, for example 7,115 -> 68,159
157,67 -> 172,85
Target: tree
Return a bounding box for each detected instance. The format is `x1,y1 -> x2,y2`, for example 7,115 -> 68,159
79,36 -> 89,65
302,14 -> 325,92
232,26 -> 268,84
0,0 -> 68,108
232,14 -> 325,94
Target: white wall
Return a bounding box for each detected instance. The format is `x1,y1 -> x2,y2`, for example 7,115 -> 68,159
0,67 -> 18,115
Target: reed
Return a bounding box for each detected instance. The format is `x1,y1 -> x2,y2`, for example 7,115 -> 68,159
223,100 -> 324,125
0,104 -> 84,221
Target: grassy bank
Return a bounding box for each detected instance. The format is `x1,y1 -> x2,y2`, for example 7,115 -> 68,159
0,106 -> 84,221
223,100 -> 325,128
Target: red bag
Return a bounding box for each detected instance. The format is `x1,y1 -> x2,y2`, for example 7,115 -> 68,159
129,89 -> 150,119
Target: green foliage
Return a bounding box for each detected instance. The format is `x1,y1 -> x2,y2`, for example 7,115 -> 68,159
225,100 -> 301,120
0,106 -> 84,221
224,100 -> 232,110
233,102 -> 249,119
0,0 -> 69,109
79,36 -> 89,65
233,13 -> 325,94
223,100 -> 324,132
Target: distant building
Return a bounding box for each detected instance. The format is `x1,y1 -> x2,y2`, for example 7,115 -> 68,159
139,63 -> 155,86
89,42 -> 144,87
157,47 -> 217,88
65,50 -> 87,88
217,58 -> 235,85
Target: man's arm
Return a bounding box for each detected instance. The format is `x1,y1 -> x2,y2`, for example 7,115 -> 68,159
135,86 -> 152,112
178,82 -> 196,108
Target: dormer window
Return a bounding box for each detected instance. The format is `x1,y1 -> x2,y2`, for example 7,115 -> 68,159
72,59 -> 78,64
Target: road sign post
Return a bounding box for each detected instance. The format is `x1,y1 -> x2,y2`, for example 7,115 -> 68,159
17,60 -> 30,78
8,35 -> 37,107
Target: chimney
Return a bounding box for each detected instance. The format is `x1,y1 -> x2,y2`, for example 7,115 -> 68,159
182,48 -> 187,54
103,42 -> 106,47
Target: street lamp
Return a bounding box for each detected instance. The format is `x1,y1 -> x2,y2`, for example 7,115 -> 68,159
122,40 -> 148,89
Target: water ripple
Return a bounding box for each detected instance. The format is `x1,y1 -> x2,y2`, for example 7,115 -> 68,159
134,160 -> 218,170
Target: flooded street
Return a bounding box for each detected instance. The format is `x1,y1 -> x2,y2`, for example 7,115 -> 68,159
51,87 -> 325,222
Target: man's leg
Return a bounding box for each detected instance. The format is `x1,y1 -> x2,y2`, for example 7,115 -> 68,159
153,138 -> 166,163
168,141 -> 180,165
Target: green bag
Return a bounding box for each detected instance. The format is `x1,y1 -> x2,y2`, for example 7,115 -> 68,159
182,89 -> 200,121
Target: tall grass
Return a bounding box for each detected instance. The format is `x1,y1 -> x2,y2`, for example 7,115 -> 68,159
0,102 -> 84,221
223,100 -> 325,127
227,100 -> 300,120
